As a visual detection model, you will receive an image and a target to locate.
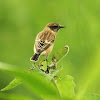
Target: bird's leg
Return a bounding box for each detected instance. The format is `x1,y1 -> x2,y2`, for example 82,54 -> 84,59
46,58 -> 48,65
46,56 -> 49,67
34,62 -> 36,67
45,56 -> 49,74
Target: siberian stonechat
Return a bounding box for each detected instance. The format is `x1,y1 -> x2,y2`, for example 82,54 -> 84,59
30,22 -> 65,62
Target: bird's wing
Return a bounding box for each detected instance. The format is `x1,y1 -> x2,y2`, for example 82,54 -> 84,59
35,31 -> 55,54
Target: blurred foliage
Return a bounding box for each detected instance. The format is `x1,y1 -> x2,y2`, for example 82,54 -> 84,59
0,61 -> 74,100
1,77 -> 22,92
0,0 -> 100,100
86,94 -> 100,100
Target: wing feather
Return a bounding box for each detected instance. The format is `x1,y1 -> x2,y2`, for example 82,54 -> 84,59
35,31 -> 55,54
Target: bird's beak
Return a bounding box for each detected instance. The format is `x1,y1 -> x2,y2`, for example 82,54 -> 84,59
60,25 -> 65,28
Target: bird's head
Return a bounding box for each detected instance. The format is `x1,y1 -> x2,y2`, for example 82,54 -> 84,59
45,22 -> 65,33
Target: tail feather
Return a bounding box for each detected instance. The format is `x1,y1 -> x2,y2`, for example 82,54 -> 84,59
30,53 -> 40,61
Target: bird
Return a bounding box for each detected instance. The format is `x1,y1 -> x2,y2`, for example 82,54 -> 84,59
30,22 -> 65,62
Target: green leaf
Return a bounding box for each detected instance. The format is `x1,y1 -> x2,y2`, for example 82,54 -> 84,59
0,62 -> 59,99
0,92 -> 34,100
49,66 -> 63,80
1,77 -> 22,91
16,71 -> 60,99
86,94 -> 100,100
38,60 -> 47,71
0,62 -> 17,71
54,75 -> 75,100
52,45 -> 69,64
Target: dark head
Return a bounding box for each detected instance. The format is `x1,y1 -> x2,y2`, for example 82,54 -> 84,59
46,22 -> 65,33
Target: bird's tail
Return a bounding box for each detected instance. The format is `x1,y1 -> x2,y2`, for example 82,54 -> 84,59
30,53 -> 40,62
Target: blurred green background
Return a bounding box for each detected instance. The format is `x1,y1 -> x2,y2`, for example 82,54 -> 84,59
0,0 -> 100,99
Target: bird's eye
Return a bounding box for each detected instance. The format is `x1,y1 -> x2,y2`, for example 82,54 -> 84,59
53,25 -> 58,28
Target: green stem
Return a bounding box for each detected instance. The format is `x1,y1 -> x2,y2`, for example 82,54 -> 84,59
52,78 -> 61,100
